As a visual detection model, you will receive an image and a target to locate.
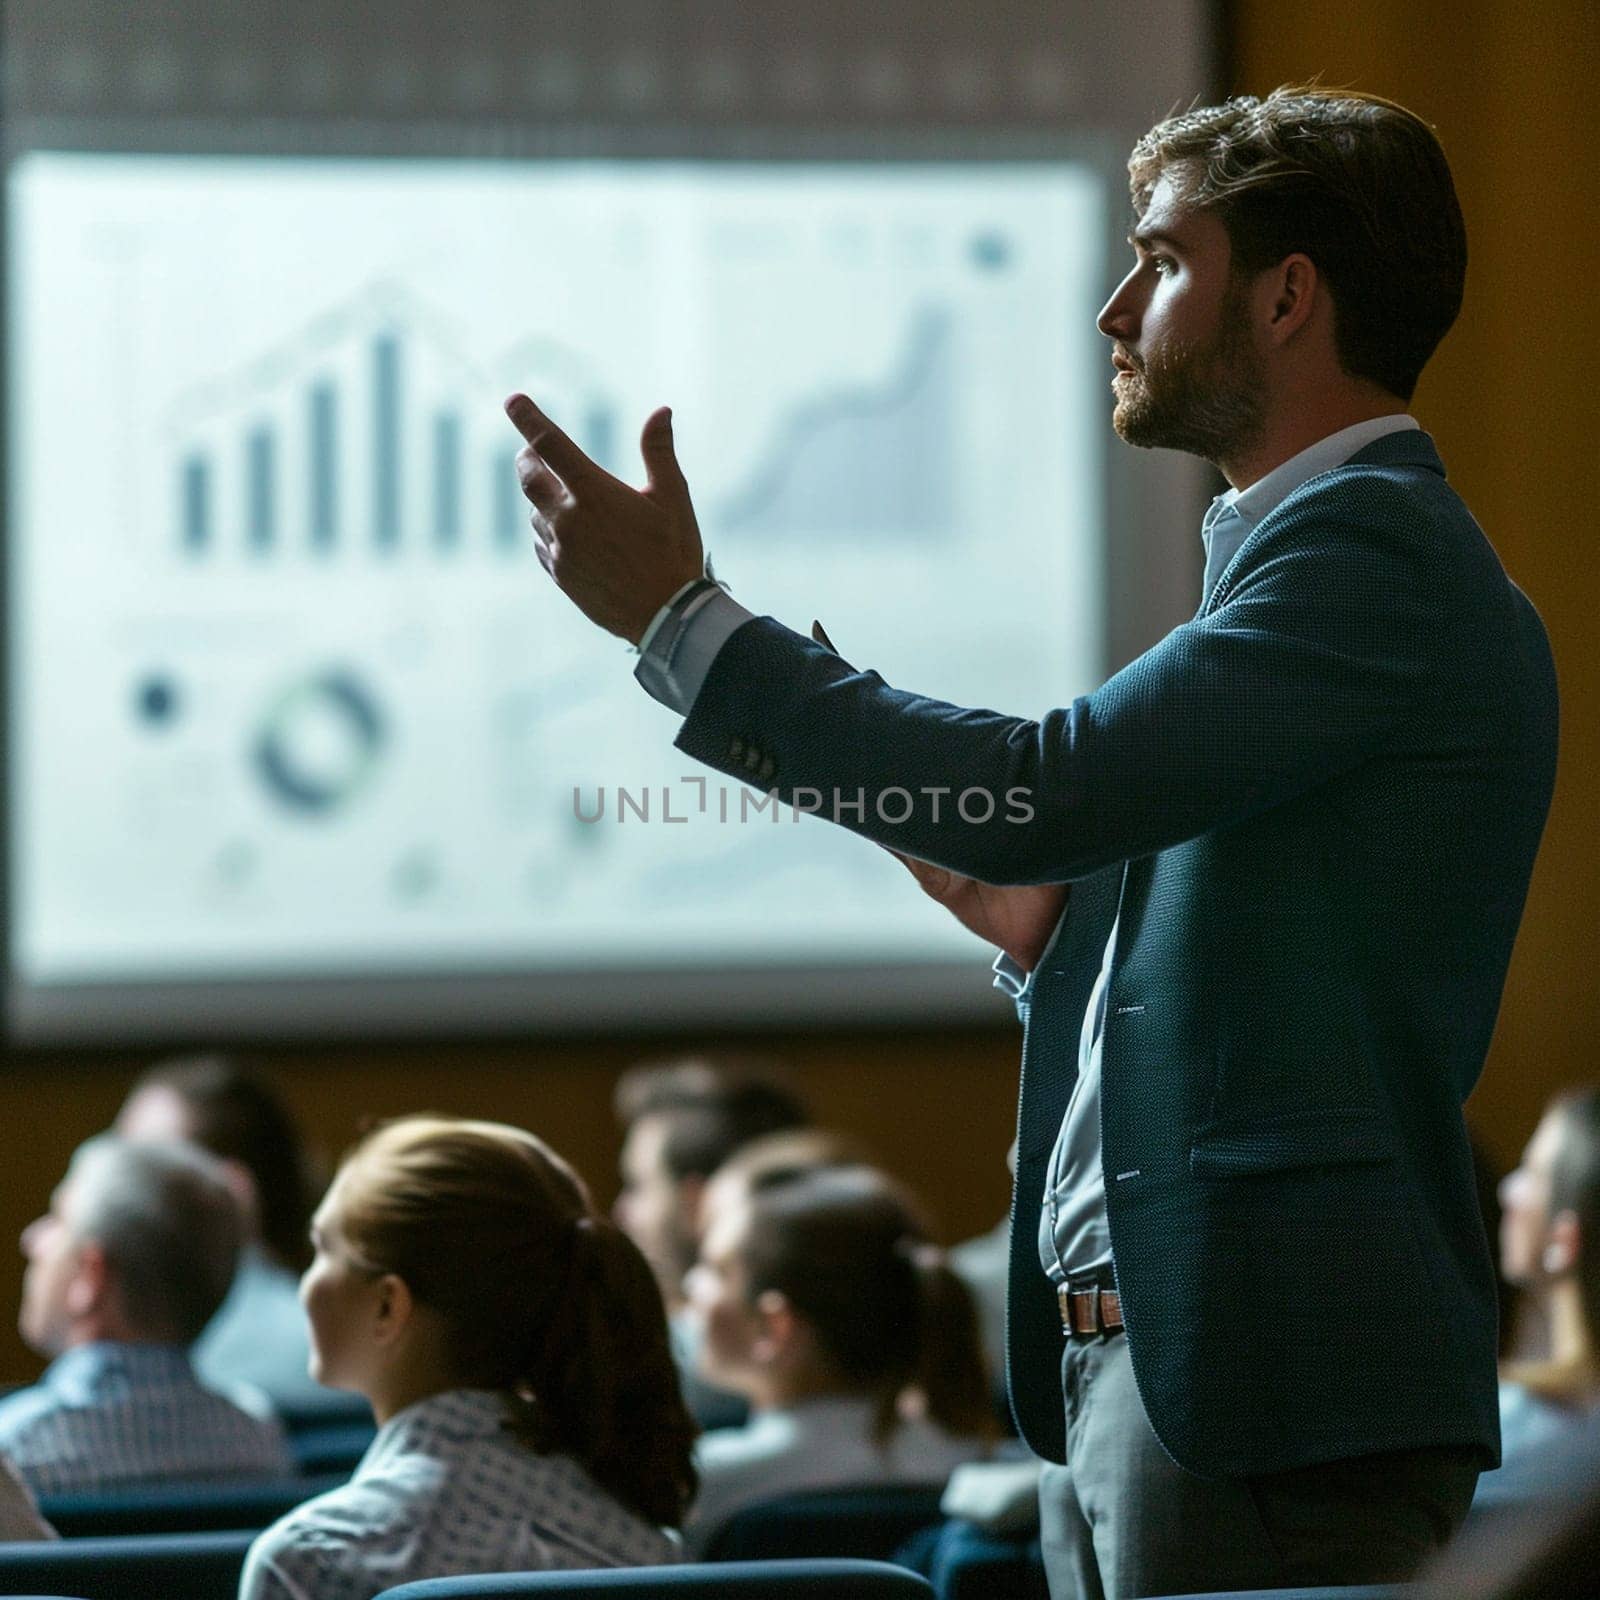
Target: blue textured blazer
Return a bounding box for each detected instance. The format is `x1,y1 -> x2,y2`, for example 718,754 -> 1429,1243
676,428 -> 1558,1477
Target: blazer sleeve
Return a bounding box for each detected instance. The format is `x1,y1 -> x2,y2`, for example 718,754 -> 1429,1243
675,475 -> 1456,885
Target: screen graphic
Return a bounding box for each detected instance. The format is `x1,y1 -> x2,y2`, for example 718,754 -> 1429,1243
7,154 -> 1105,997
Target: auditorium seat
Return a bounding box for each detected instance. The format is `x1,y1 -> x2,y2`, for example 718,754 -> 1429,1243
700,1485 -> 948,1562
36,1470 -> 347,1536
276,1389 -> 379,1474
285,1415 -> 378,1473
374,1559 -> 936,1598
894,1519 -> 1048,1600
0,1528 -> 255,1600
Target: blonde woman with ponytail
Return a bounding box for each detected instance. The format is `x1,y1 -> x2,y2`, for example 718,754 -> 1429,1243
681,1163 -> 996,1554
239,1117 -> 694,1600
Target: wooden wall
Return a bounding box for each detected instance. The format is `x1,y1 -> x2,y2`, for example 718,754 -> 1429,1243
1,1 -> 1595,1381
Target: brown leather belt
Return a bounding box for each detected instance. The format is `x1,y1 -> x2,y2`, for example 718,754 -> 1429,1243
1058,1284 -> 1125,1338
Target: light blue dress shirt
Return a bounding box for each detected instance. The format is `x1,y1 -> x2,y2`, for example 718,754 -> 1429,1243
0,1340 -> 293,1492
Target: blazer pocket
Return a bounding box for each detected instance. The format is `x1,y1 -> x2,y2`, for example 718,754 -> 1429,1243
1189,1105 -> 1392,1178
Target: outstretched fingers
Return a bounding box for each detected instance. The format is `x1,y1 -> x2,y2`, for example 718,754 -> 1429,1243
504,393 -> 596,487
516,444 -> 569,513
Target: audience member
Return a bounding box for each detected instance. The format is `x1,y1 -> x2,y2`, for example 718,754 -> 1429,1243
612,1056 -> 807,1307
240,1116 -> 693,1600
695,1126 -> 873,1247
1424,1409 -> 1600,1599
682,1164 -> 996,1554
117,1052 -> 330,1410
1476,1088 -> 1600,1509
0,1136 -> 293,1491
613,1056 -> 807,1426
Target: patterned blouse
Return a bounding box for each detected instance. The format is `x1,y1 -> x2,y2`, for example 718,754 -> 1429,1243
239,1388 -> 679,1600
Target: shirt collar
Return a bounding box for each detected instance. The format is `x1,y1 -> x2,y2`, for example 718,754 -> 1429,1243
364,1387 -> 515,1470
1212,413 -> 1421,531
45,1340 -> 195,1395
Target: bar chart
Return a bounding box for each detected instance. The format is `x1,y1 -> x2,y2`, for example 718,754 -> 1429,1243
169,287 -> 618,565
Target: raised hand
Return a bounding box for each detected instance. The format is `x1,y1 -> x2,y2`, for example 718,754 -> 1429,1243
504,394 -> 705,644
890,849 -> 1069,972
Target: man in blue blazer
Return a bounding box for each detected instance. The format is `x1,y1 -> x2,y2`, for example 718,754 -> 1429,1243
505,84 -> 1558,1597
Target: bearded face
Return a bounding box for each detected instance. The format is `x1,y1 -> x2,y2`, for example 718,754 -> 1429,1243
1110,270 -> 1268,464
1098,169 -> 1271,470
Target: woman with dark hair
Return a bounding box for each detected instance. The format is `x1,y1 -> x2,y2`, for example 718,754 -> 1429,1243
682,1163 -> 995,1553
117,1053 -> 326,1409
1479,1088 -> 1600,1508
239,1116 -> 694,1600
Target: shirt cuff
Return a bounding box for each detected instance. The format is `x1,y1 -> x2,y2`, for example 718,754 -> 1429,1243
634,587 -> 756,715
635,577 -> 704,659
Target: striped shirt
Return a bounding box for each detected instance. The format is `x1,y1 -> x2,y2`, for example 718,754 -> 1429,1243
239,1389 -> 679,1600
0,1341 -> 293,1493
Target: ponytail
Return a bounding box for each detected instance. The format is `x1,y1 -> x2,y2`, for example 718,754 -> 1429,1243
511,1215 -> 698,1528
738,1165 -> 995,1449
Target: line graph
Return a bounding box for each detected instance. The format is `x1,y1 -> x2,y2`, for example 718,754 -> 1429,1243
714,307 -> 955,542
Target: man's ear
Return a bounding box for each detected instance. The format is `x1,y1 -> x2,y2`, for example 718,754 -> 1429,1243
63,1239 -> 111,1321
1545,1209 -> 1582,1276
1262,253 -> 1319,347
370,1273 -> 416,1348
750,1288 -> 800,1366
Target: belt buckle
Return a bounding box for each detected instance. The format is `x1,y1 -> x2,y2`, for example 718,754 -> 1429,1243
1058,1283 -> 1102,1339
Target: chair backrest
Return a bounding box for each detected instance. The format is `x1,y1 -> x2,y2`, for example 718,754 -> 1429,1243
702,1485 -> 948,1563
0,1528 -> 256,1600
892,1519 -> 1049,1600
37,1471 -> 347,1537
273,1390 -> 375,1432
274,1386 -> 378,1474
374,1558 -> 935,1598
286,1417 -> 378,1473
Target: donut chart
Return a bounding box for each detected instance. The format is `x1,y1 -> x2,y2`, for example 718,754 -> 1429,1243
251,668 -> 386,817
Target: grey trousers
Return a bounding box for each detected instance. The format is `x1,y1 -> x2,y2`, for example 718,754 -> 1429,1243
1038,1334 -> 1481,1600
